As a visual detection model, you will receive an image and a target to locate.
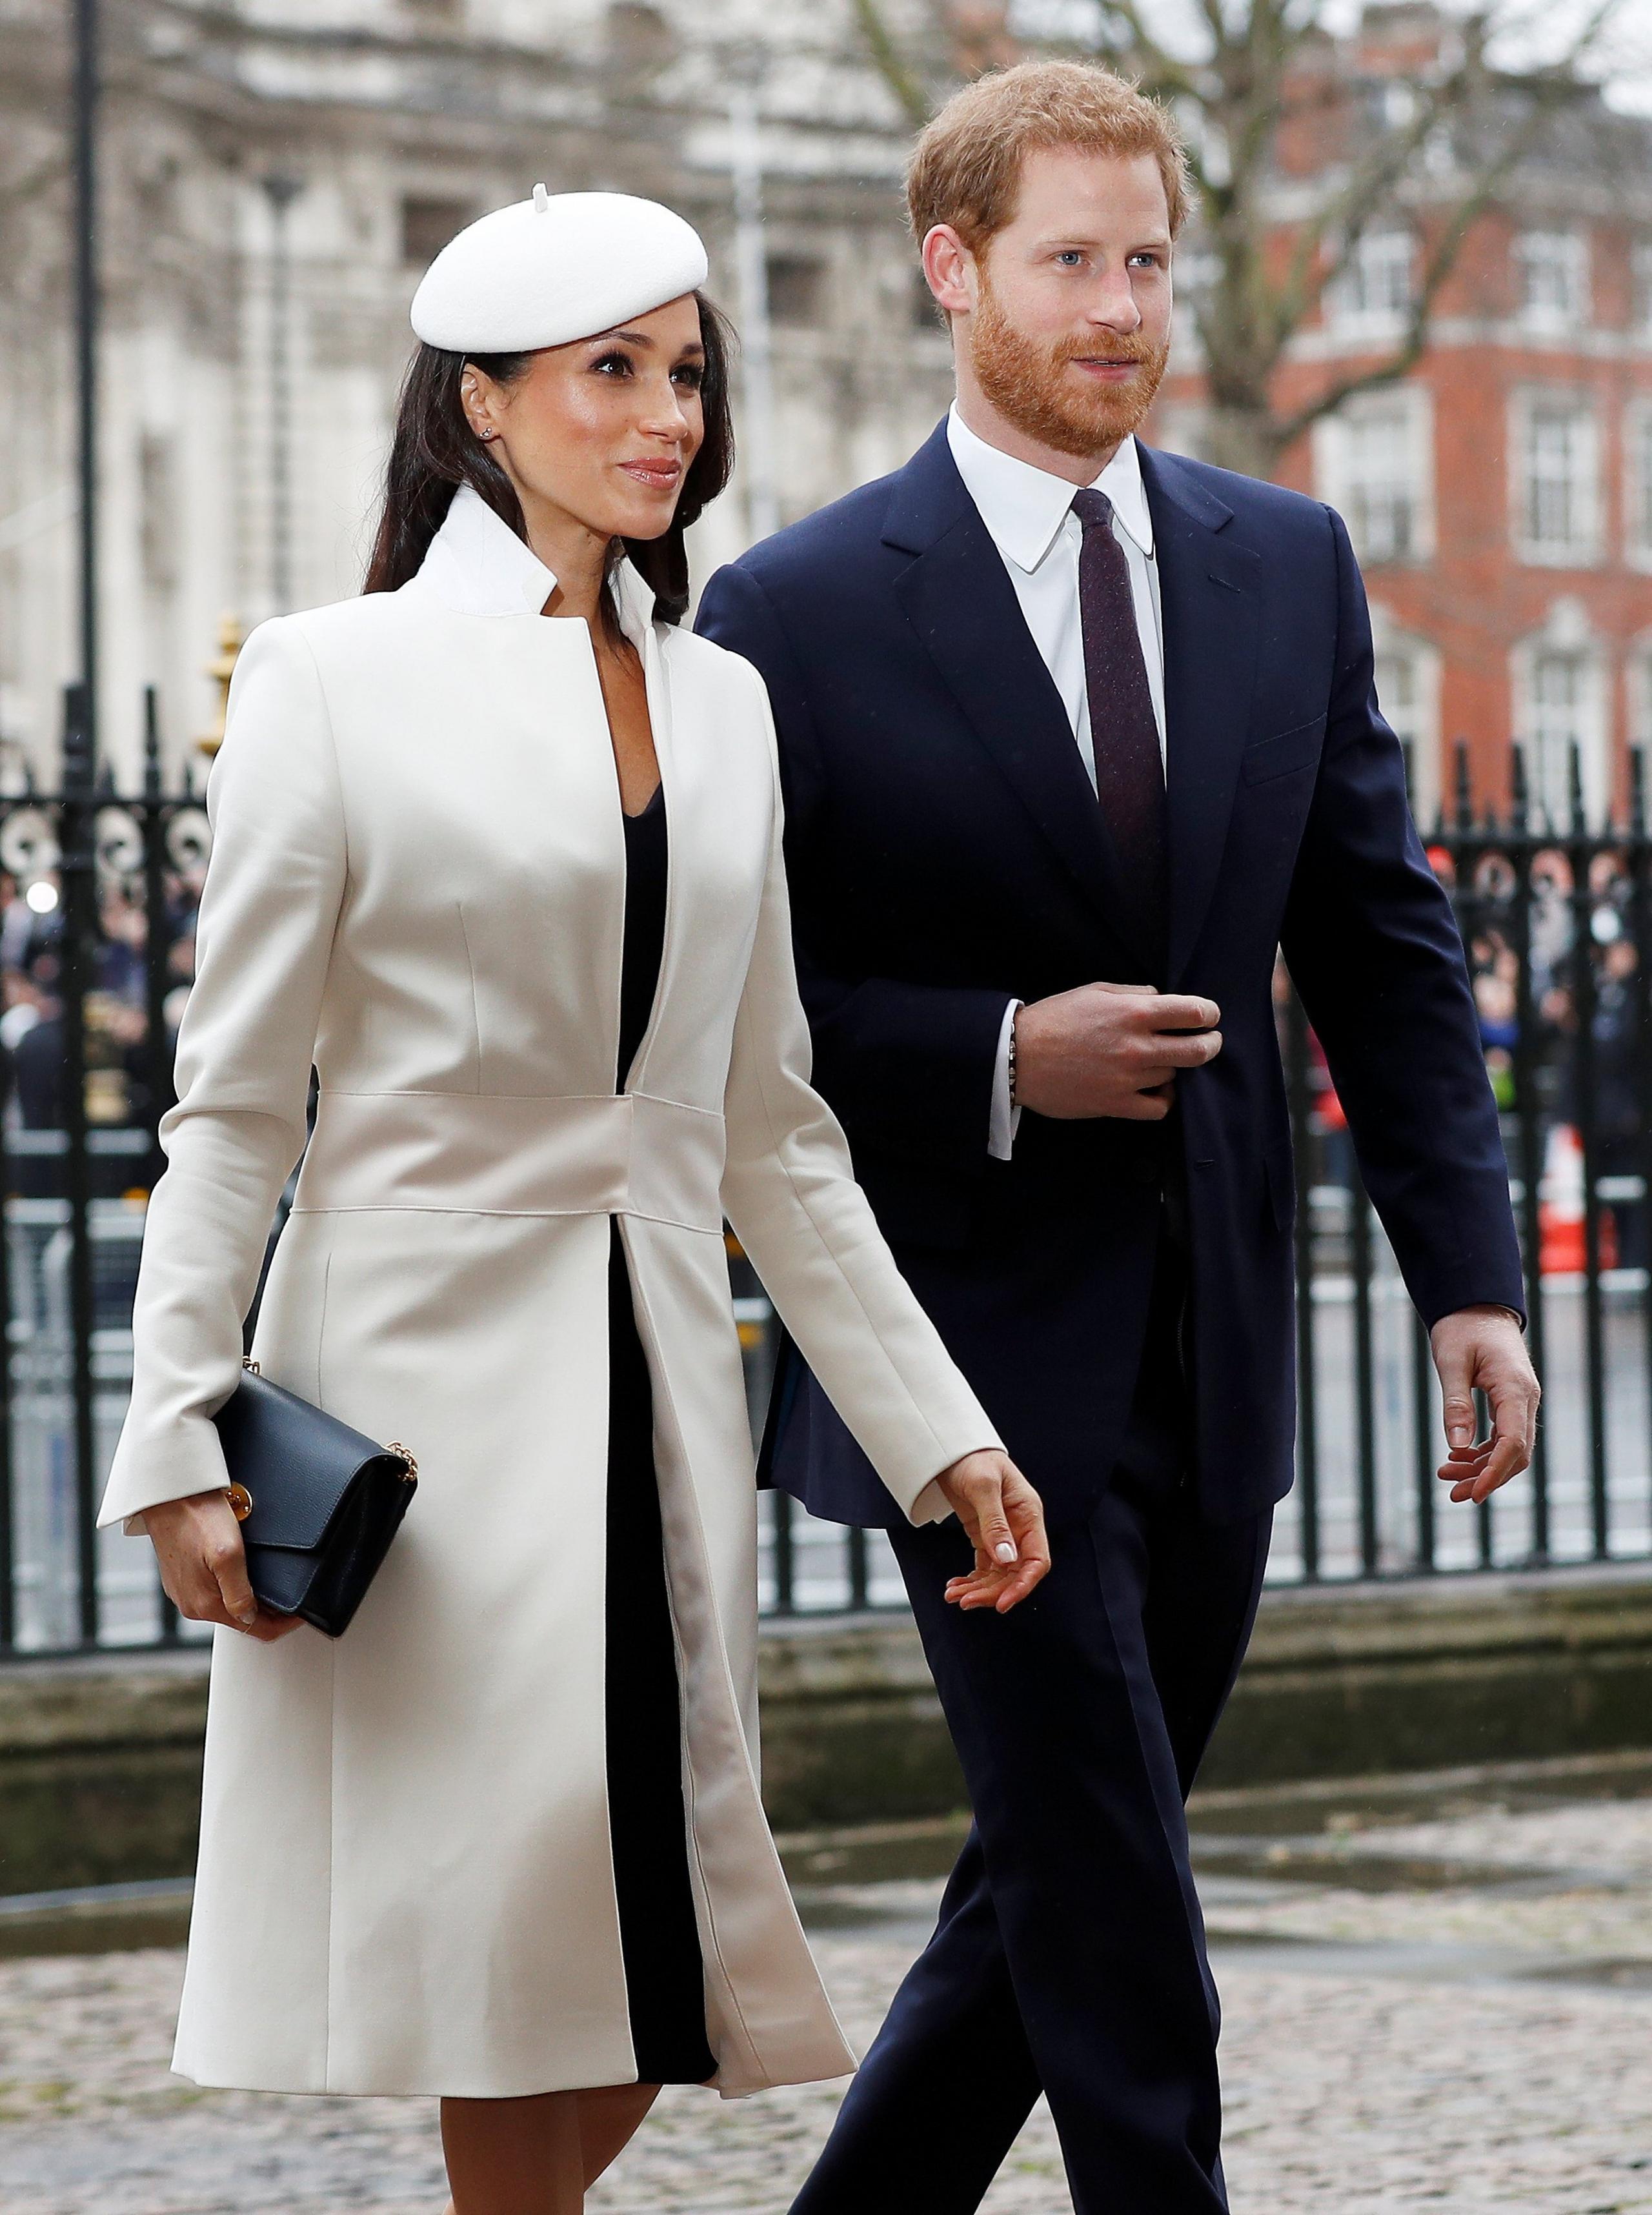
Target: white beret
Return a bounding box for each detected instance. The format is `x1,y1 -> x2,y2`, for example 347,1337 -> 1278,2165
410,185 -> 709,354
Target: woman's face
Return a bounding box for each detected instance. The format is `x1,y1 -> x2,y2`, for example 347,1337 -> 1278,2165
461,294 -> 706,545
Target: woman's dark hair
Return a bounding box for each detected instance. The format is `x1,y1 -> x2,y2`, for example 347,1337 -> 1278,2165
363,290 -> 736,627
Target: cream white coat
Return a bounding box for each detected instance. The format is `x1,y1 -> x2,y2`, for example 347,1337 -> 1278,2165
99,488 -> 1001,2099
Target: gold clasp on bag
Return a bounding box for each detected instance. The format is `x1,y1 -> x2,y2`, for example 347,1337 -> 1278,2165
386,1442 -> 418,1483
225,1482 -> 254,1521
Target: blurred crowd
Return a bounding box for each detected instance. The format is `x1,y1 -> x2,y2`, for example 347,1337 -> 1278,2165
1282,843 -> 1648,1272
0,860 -> 203,1144
0,832 -> 1643,1276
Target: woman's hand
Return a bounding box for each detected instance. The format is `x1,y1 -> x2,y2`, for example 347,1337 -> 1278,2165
143,1492 -> 303,1641
934,1450 -> 1050,1613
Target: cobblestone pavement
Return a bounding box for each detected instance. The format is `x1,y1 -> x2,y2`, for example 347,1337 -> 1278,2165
2,1768 -> 1649,2214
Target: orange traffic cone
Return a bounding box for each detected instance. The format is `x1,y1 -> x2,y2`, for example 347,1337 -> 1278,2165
1540,1124 -> 1587,1277
1539,1123 -> 1617,1275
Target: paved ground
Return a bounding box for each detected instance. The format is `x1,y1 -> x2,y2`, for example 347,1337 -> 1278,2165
1,1756 -> 1649,2212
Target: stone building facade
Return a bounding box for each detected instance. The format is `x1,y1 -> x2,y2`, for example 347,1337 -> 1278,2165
0,0 -> 951,783
8,0 -> 1651,822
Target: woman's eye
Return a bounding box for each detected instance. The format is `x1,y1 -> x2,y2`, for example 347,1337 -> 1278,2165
672,365 -> 705,390
1056,250 -> 1085,268
592,351 -> 634,377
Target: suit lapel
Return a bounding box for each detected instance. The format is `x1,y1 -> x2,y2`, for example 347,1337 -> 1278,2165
1142,446 -> 1262,987
884,426 -> 1146,958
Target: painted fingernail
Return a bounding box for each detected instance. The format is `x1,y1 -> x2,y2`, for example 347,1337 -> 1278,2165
237,1608 -> 257,1626
994,1542 -> 1017,1564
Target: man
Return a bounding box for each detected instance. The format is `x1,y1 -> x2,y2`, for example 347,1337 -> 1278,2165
698,59 -> 1538,2214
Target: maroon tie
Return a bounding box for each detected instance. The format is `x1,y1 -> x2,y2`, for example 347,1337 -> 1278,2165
1073,487 -> 1167,970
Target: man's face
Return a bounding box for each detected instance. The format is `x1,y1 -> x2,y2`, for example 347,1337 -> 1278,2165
962,147 -> 1174,460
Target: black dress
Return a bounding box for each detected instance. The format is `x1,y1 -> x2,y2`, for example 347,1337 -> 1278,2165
604,784 -> 718,2087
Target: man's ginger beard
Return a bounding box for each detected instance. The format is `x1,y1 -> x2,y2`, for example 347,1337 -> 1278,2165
967,263 -> 1170,460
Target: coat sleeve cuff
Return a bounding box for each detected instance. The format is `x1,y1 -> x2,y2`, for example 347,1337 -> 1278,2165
987,1000 -> 1022,1162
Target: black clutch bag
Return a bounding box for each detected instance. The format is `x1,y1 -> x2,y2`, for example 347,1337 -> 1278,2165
212,1361 -> 418,1637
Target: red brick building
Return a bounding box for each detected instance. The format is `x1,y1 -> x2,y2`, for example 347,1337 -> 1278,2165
1149,5 -> 1652,830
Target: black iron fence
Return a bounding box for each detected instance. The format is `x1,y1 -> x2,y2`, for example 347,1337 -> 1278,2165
0,709 -> 1647,1652
763,740 -> 1652,1612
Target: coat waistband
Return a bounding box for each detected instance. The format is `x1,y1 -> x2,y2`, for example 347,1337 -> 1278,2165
292,1090 -> 727,1234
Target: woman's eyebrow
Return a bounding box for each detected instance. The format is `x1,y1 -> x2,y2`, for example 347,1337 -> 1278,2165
591,330 -> 706,358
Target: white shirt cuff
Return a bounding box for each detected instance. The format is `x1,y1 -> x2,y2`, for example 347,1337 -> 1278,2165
989,999 -> 1023,1162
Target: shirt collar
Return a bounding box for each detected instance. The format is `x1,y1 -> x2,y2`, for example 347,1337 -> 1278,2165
946,404 -> 1155,572
413,482 -> 656,647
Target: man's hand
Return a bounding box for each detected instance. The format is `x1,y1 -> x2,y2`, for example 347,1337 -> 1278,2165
143,1491 -> 304,1642
934,1450 -> 1051,1613
1014,982 -> 1222,1122
1431,1306 -> 1540,1504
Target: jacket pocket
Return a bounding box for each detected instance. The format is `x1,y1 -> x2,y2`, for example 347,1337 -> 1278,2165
1264,1135 -> 1298,1231
1241,715 -> 1327,786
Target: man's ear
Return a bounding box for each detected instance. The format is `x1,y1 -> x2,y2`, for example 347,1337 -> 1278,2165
922,225 -> 976,321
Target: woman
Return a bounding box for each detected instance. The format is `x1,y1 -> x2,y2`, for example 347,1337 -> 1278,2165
98,188 -> 1049,2213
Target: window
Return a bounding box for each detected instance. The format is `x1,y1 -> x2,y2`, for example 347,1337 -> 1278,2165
1376,81 -> 1420,130
400,197 -> 474,267
1344,401 -> 1419,561
1513,605 -> 1607,827
1174,247 -> 1222,310
1629,638 -> 1652,754
1515,230 -> 1589,329
1313,387 -> 1433,564
1165,248 -> 1220,367
1634,243 -> 1652,336
1511,391 -> 1599,563
1325,230 -> 1413,333
1627,403 -> 1652,567
765,256 -> 825,328
1529,651 -> 1593,824
1153,403 -> 1211,463
1371,618 -> 1442,827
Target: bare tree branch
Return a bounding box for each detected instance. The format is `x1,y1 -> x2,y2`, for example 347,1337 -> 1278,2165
850,0 -> 932,129
852,0 -> 1630,474
1267,56 -> 1479,352
1266,1 -> 1622,449
0,149 -> 66,208
1092,0 -> 1206,94
1267,110 -> 1549,447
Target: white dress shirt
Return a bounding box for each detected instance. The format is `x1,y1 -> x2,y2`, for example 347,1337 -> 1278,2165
944,406 -> 1166,1159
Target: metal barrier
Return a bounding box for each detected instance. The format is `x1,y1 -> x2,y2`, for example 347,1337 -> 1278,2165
0,714 -> 1647,1648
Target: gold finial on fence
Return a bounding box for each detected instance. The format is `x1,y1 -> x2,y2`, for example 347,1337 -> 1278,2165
197,612 -> 245,758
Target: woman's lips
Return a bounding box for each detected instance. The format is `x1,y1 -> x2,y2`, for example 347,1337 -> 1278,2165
620,460 -> 683,489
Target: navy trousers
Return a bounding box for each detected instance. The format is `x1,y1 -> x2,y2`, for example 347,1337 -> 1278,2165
790,1246 -> 1271,2215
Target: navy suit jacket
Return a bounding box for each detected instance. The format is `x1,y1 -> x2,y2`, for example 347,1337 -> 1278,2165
696,423 -> 1525,1528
